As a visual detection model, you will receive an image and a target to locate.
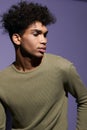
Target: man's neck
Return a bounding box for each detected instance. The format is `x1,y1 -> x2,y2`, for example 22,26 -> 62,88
14,56 -> 42,72
13,49 -> 43,72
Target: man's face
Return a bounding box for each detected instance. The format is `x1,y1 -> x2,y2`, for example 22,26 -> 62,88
19,21 -> 48,58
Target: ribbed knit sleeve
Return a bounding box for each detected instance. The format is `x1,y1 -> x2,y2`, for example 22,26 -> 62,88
0,102 -> 6,130
67,64 -> 87,130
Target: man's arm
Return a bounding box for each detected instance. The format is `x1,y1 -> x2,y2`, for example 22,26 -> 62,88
67,64 -> 87,130
0,102 -> 6,130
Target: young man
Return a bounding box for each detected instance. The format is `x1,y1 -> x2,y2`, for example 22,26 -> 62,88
0,1 -> 87,130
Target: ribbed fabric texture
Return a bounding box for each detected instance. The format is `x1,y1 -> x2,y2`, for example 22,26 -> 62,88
0,53 -> 87,130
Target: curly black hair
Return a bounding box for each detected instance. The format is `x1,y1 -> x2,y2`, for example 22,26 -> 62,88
0,1 -> 56,37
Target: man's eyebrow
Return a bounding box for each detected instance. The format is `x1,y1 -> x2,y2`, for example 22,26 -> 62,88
31,29 -> 48,34
44,30 -> 48,35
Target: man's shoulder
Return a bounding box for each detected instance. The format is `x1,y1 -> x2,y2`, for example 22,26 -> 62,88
45,53 -> 73,72
0,64 -> 13,76
45,53 -> 72,64
45,53 -> 73,75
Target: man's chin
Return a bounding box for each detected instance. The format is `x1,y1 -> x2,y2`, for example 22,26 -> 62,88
34,52 -> 45,58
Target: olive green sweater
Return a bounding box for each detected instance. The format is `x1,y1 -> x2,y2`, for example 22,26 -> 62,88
0,53 -> 87,130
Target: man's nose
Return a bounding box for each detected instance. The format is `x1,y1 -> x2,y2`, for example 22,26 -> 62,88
40,35 -> 47,45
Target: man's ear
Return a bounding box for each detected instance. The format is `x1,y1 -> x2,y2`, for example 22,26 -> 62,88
12,34 -> 21,45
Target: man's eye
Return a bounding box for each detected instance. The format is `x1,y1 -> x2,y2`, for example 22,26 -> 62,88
44,33 -> 47,38
33,32 -> 38,36
44,32 -> 48,37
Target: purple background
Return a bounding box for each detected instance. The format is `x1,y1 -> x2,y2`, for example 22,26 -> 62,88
0,0 -> 87,130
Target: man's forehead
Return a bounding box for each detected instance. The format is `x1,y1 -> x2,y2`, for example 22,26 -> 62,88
29,22 -> 48,32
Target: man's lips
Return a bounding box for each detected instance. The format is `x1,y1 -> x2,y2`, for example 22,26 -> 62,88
38,47 -> 46,53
